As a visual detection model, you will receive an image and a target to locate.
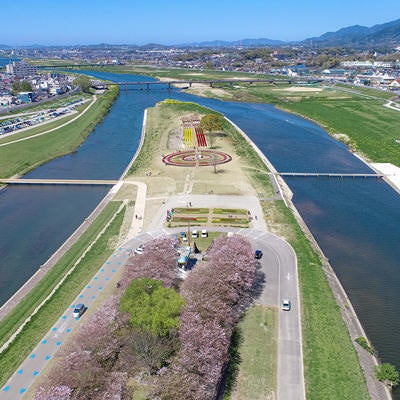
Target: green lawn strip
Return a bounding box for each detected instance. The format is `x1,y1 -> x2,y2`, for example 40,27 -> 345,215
0,201 -> 121,350
0,86 -> 118,178
224,305 -> 277,400
277,202 -> 369,400
281,97 -> 400,165
333,83 -> 395,100
0,114 -> 77,144
213,208 -> 248,215
189,231 -> 222,253
173,207 -> 209,214
0,202 -> 125,387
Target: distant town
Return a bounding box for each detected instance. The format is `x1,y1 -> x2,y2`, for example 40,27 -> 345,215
1,43 -> 400,113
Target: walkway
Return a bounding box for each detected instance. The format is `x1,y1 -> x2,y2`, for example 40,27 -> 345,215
0,178 -> 118,185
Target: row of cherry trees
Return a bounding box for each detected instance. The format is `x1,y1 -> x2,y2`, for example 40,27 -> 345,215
159,235 -> 259,399
33,235 -> 260,400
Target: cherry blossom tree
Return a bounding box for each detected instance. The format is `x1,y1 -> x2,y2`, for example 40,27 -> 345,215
160,235 -> 258,399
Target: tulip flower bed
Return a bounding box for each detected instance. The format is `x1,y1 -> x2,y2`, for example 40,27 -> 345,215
195,126 -> 207,147
173,207 -> 209,214
162,149 -> 232,167
183,127 -> 194,147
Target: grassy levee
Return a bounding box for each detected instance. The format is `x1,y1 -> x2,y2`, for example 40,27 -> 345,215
0,201 -> 125,387
0,114 -> 78,145
333,83 -> 395,100
280,96 -> 400,165
276,201 -> 369,399
0,85 -> 119,178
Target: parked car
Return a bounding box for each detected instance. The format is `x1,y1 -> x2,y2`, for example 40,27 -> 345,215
281,299 -> 291,311
255,249 -> 263,259
73,303 -> 86,318
134,244 -> 145,255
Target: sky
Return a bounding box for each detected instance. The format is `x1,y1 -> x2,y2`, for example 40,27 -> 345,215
2,0 -> 400,45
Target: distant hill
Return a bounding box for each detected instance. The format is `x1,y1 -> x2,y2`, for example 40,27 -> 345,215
301,19 -> 400,47
178,38 -> 286,47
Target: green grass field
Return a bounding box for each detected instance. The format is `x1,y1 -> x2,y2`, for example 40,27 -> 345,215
281,96 -> 400,165
224,306 -> 277,400
0,86 -> 118,178
0,201 -> 125,387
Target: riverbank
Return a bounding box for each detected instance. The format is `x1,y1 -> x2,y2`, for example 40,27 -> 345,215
224,114 -> 388,399
0,85 -> 119,179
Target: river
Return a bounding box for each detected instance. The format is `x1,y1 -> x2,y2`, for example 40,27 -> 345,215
1,70 -> 399,397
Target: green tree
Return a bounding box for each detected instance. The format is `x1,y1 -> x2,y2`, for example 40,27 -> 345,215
20,81 -> 32,92
120,278 -> 184,337
73,75 -> 92,93
375,363 -> 400,388
12,80 -> 33,95
199,113 -> 224,132
199,113 -> 224,149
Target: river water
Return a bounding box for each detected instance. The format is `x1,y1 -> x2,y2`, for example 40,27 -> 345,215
1,71 -> 399,395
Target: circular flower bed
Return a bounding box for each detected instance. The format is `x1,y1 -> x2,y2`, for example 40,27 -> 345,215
162,150 -> 232,167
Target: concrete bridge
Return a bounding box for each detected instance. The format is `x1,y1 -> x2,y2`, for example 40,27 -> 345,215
113,78 -> 298,90
275,172 -> 384,178
0,179 -> 119,186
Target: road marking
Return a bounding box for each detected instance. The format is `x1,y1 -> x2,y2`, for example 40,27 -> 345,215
58,321 -> 68,334
286,272 -> 291,280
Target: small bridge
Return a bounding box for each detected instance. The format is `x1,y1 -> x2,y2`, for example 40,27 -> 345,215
275,172 -> 384,178
0,179 -> 119,186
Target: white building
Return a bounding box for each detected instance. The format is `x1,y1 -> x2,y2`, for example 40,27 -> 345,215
6,62 -> 38,77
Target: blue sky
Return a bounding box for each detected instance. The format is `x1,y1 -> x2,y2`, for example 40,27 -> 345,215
3,0 -> 400,45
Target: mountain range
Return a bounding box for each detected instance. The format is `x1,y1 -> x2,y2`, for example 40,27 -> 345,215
1,18 -> 399,49
184,18 -> 400,48
301,18 -> 400,47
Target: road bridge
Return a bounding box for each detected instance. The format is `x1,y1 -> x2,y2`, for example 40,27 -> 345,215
0,179 -> 119,186
275,172 -> 384,178
113,78 -> 295,90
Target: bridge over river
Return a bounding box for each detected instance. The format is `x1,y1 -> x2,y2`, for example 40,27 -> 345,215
0,173 -> 385,187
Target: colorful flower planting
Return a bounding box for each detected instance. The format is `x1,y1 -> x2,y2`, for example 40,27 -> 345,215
162,150 -> 232,167
183,127 -> 194,148
195,127 -> 207,147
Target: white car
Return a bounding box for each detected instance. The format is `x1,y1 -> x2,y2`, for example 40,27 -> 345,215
281,299 -> 291,311
134,245 -> 144,255
73,303 -> 86,319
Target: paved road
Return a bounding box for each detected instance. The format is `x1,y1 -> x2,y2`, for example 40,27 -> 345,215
0,243 -> 134,399
238,229 -> 305,400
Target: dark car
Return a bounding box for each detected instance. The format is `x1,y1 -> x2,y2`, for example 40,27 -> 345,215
255,250 -> 263,259
73,303 -> 86,319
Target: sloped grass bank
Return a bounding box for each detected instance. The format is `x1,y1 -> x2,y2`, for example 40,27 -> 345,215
0,85 -> 119,178
0,201 -> 125,387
